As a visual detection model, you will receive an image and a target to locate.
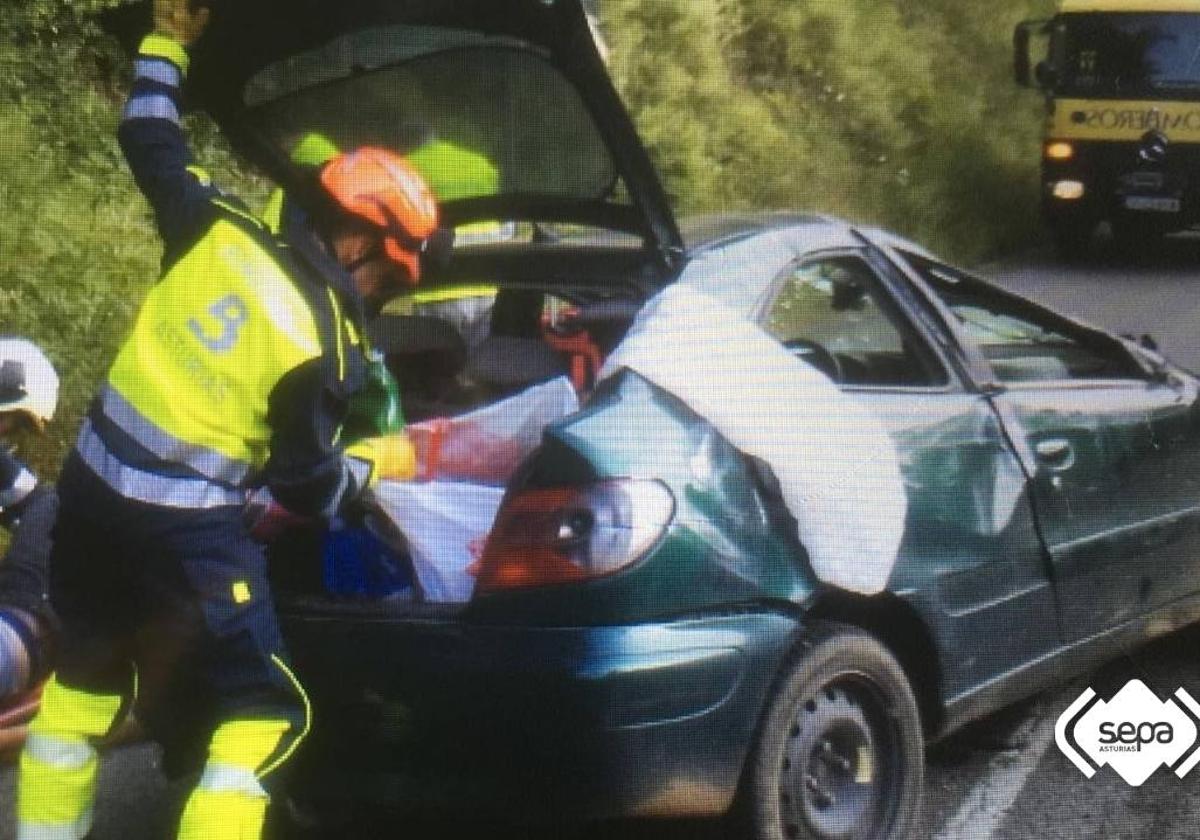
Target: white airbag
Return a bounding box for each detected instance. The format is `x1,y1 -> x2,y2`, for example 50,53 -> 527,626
600,284 -> 907,595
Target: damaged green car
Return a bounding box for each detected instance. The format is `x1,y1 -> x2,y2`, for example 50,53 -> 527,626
100,1 -> 1200,838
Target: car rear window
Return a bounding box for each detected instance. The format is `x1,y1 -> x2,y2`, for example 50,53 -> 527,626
240,27 -> 618,205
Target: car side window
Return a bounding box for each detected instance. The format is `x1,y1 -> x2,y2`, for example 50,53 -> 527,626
900,251 -> 1145,384
764,255 -> 943,387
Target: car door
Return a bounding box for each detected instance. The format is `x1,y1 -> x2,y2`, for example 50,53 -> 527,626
902,253 -> 1200,642
758,250 -> 1063,698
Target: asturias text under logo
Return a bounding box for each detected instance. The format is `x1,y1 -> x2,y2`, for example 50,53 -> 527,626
1055,679 -> 1200,786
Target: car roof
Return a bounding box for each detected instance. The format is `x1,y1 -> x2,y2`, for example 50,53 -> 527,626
677,213 -> 943,316
683,212 -> 937,257
680,212 -> 834,251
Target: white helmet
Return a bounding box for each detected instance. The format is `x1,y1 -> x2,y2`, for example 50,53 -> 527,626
0,338 -> 58,431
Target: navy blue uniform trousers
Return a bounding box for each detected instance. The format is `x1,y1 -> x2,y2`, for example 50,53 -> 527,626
48,453 -> 304,778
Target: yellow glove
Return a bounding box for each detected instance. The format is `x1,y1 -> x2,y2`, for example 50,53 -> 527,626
346,434 -> 417,486
153,0 -> 210,48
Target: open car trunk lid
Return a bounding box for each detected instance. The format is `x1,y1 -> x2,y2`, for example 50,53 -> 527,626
105,0 -> 684,282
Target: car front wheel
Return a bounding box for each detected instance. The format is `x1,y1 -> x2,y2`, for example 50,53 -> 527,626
739,624 -> 924,840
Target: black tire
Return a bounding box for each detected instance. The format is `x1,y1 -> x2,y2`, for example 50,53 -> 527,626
737,624 -> 924,840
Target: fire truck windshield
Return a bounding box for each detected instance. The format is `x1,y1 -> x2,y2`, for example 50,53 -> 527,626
1053,12 -> 1200,98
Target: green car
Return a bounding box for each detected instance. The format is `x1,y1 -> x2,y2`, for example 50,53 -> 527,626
105,2 -> 1200,838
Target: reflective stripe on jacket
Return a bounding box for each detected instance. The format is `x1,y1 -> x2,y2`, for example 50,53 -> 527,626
90,36 -> 376,517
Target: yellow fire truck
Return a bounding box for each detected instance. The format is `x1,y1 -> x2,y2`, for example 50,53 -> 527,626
1015,0 -> 1200,252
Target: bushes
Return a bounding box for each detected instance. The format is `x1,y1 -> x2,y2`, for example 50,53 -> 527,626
600,0 -> 1058,260
1,1 -> 149,479
0,0 -> 263,483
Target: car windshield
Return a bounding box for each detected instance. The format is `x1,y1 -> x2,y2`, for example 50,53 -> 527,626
1052,12 -> 1200,97
239,26 -> 619,212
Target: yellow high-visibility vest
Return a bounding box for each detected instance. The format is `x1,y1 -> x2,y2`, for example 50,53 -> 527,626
104,208 -> 356,487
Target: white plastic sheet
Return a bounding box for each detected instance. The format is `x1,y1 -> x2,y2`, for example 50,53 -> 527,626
372,377 -> 579,602
408,376 -> 579,485
371,480 -> 505,603
600,283 -> 907,595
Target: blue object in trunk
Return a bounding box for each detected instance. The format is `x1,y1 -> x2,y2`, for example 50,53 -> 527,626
322,525 -> 413,598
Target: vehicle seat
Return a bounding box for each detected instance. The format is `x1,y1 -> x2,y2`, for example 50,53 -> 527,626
542,298 -> 641,392
465,334 -> 570,395
464,289 -> 570,396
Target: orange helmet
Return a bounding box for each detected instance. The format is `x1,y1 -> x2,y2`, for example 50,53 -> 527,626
320,147 -> 443,284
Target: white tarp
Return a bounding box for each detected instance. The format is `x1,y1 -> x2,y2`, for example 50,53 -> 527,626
373,377 -> 579,601
599,283 -> 907,595
371,480 -> 505,602
407,376 -> 579,485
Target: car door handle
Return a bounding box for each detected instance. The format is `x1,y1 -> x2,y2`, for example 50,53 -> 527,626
1035,438 -> 1075,470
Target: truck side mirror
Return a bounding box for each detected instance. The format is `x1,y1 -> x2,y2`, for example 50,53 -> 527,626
1013,19 -> 1050,88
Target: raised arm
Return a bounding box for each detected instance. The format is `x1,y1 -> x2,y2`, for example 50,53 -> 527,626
116,1 -> 222,266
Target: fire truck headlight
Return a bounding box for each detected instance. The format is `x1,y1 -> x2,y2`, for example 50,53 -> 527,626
1051,180 -> 1086,200
1045,141 -> 1075,161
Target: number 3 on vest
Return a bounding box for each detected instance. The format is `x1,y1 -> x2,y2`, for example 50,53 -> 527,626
189,294 -> 249,353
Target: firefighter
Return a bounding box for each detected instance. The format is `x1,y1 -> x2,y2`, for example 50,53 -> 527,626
405,136 -> 504,350
14,2 -> 444,839
0,338 -> 59,705
270,131 -> 502,350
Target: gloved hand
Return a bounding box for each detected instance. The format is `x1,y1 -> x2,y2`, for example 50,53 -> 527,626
153,0 -> 211,47
346,434 -> 417,484
244,487 -> 311,543
405,419 -> 448,481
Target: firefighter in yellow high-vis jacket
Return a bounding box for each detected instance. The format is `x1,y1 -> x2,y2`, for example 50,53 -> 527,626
14,2 -> 447,839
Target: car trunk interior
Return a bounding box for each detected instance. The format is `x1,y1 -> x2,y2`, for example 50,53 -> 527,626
268,283 -> 643,616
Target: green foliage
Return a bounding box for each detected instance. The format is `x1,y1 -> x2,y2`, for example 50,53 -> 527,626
1,1 -> 143,480
0,0 -> 265,485
601,0 -> 1059,260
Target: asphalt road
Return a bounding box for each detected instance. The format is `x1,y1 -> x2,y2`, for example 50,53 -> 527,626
5,233 -> 1200,839
986,232 -> 1200,374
